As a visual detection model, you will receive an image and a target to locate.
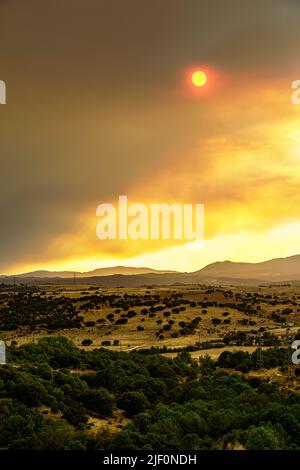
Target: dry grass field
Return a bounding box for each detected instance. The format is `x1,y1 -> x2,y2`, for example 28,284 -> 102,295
2,283 -> 300,359
1,282 -> 300,451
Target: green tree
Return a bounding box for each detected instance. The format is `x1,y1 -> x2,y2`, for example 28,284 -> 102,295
79,388 -> 114,416
118,391 -> 149,418
246,425 -> 280,450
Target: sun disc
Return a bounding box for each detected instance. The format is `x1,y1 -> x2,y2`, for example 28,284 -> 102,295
191,70 -> 207,87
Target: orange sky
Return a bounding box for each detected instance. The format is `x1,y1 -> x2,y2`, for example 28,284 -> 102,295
1,1 -> 300,274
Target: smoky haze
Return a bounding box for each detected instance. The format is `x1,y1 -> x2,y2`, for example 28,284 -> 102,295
0,0 -> 300,271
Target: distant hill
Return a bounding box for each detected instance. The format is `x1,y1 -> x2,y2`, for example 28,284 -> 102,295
2,254 -> 300,286
195,254 -> 300,281
7,266 -> 179,279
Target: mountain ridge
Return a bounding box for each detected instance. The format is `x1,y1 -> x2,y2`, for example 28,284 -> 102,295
2,254 -> 300,285
1,266 -> 179,279
194,254 -> 300,280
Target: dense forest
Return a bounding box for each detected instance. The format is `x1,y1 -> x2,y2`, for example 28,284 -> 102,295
0,337 -> 299,450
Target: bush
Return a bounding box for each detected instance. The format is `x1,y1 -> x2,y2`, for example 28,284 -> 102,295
62,397 -> 88,426
246,425 -> 280,450
118,391 -> 149,418
11,381 -> 48,407
79,388 -> 114,417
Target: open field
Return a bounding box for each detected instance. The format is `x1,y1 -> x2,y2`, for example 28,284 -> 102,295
163,345 -> 269,360
1,281 -> 300,450
1,282 -> 300,357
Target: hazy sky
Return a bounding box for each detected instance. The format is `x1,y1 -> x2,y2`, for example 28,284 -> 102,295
1,0 -> 300,273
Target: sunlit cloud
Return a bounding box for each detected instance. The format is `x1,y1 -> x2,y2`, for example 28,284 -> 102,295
1,1 -> 300,273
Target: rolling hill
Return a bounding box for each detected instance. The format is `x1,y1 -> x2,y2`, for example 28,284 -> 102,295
1,266 -> 179,279
2,254 -> 300,286
195,254 -> 300,281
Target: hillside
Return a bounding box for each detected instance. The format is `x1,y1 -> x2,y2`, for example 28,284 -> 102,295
3,266 -> 178,279
196,254 -> 300,281
3,255 -> 300,286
